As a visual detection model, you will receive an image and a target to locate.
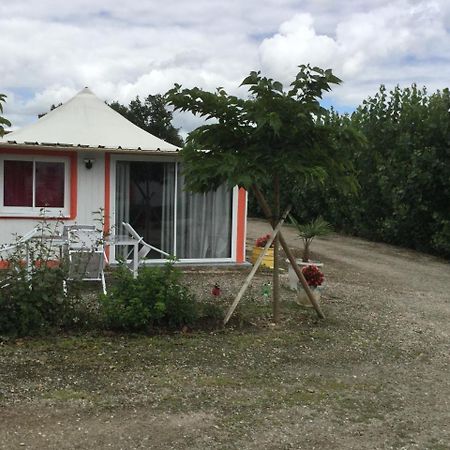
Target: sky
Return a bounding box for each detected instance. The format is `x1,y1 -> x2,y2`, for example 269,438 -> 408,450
2,0 -> 450,135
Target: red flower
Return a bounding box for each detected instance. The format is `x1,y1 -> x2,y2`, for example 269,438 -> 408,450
255,234 -> 273,248
301,265 -> 324,287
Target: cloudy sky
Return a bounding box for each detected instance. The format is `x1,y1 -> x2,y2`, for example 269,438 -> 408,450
2,0 -> 450,134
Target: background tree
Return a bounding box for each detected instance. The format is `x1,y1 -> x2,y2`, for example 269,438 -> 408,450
38,103 -> 62,119
167,65 -> 360,321
350,84 -> 450,255
278,84 -> 450,258
0,93 -> 11,136
110,94 -> 183,146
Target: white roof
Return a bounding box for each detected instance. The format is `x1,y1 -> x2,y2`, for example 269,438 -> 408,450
1,87 -> 179,152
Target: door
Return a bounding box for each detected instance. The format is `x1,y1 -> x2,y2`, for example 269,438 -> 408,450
115,160 -> 175,259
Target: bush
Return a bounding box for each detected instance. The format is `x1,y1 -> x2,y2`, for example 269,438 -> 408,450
0,218 -> 98,336
100,263 -> 200,331
0,225 -> 79,336
0,264 -> 68,336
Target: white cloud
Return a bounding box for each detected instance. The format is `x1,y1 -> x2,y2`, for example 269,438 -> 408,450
1,0 -> 450,132
259,14 -> 340,80
258,1 -> 450,107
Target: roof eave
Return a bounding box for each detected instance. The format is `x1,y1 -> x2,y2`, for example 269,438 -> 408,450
0,141 -> 181,156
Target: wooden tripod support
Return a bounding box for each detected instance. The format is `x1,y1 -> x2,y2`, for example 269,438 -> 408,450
252,185 -> 325,319
223,206 -> 291,325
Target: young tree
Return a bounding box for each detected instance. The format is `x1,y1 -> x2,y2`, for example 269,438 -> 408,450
167,65 -> 360,321
0,93 -> 11,136
110,94 -> 183,146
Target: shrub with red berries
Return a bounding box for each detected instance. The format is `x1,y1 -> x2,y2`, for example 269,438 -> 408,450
255,234 -> 273,248
301,265 -> 324,287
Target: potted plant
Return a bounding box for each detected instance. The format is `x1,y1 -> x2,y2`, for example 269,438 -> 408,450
287,216 -> 332,290
295,264 -> 325,307
251,233 -> 274,269
290,216 -> 332,262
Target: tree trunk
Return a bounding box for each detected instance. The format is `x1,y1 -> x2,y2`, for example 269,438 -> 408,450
272,176 -> 280,323
303,241 -> 310,262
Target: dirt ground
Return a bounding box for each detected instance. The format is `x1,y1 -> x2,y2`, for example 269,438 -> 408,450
0,218 -> 449,449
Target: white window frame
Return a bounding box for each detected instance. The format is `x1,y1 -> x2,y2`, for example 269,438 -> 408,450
0,154 -> 70,217
110,155 -> 238,264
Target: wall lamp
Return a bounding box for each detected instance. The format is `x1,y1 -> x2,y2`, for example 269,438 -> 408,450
84,158 -> 96,169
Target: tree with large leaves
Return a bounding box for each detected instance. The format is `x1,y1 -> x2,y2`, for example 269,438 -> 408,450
167,65 -> 361,322
0,94 -> 11,137
110,94 -> 183,147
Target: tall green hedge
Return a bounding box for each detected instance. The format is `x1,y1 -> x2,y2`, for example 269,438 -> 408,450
250,84 -> 450,258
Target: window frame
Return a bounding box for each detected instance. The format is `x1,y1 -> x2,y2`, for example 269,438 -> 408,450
110,154 -> 239,264
0,154 -> 70,217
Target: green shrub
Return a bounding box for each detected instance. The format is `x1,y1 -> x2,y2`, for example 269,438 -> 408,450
0,219 -> 89,336
100,263 -> 199,331
0,255 -> 70,336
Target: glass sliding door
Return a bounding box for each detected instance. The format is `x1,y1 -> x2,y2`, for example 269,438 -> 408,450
115,161 -> 175,259
115,160 -> 233,261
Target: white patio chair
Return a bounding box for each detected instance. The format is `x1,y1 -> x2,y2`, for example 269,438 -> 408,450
66,226 -> 107,294
0,226 -> 40,253
121,222 -> 170,277
0,227 -> 40,288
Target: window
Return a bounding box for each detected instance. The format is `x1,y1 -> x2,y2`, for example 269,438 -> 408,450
0,155 -> 69,216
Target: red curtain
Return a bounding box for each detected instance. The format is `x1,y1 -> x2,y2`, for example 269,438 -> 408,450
4,160 -> 33,206
35,162 -> 65,207
3,160 -> 65,208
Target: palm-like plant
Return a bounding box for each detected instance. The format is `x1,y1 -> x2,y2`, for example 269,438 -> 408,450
290,216 -> 332,262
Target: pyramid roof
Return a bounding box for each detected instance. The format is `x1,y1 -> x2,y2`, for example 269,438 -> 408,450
1,87 -> 180,153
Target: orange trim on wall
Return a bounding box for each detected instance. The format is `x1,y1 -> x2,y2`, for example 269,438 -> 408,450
104,153 -> 111,259
235,188 -> 247,263
69,153 -> 77,219
0,147 -> 78,220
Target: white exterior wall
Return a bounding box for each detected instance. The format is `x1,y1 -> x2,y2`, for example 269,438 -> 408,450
75,152 -> 105,225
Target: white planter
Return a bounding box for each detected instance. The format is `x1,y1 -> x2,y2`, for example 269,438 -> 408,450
295,286 -> 321,308
287,259 -> 323,291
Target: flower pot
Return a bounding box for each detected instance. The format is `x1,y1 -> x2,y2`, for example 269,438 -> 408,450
287,259 -> 323,290
251,246 -> 274,269
295,286 -> 321,308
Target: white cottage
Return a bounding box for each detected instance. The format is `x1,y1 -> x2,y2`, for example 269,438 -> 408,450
0,88 -> 247,265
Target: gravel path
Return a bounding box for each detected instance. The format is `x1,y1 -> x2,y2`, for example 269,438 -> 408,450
246,218 -> 450,448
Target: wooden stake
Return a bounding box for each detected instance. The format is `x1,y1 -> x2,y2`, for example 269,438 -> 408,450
273,175 -> 281,323
252,185 -> 325,319
223,206 -> 291,325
